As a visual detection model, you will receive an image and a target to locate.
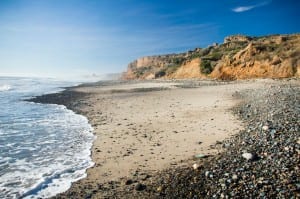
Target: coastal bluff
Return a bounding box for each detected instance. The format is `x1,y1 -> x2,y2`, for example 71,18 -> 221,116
122,34 -> 300,80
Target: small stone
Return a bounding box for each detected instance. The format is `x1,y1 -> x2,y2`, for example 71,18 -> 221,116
216,141 -> 222,145
124,179 -> 133,185
193,163 -> 200,170
135,183 -> 146,191
284,147 -> 289,151
223,143 -> 231,148
242,152 -> 254,160
157,186 -> 163,192
262,125 -> 269,131
194,154 -> 208,158
205,171 -> 210,177
242,152 -> 259,161
232,174 -> 238,181
270,129 -> 276,136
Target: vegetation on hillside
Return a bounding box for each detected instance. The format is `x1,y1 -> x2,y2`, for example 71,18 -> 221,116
123,34 -> 300,80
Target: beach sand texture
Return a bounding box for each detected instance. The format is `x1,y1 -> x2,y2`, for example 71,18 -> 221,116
47,79 -> 285,198
68,81 -> 260,184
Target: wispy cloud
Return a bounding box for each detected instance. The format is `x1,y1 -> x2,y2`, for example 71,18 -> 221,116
232,1 -> 272,13
232,5 -> 255,13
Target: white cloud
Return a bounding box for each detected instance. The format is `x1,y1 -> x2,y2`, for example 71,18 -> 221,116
232,1 -> 272,13
232,6 -> 255,13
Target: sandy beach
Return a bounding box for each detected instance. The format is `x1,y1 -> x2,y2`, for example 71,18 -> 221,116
76,82 -> 242,182
52,79 -> 254,197
29,79 -> 299,198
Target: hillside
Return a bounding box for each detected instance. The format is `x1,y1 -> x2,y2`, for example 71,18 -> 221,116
122,34 -> 300,80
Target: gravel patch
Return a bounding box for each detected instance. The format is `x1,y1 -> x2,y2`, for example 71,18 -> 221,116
109,80 -> 300,199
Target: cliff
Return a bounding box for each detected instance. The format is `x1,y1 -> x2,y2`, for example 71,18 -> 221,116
122,34 -> 300,80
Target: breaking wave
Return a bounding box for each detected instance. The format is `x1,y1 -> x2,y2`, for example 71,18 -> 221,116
0,84 -> 11,91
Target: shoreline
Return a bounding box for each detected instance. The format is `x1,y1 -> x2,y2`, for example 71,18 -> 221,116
29,78 -> 299,198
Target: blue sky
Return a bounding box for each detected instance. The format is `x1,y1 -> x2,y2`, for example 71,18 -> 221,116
0,0 -> 299,79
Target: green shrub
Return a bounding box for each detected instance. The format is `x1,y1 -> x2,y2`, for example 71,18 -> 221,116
172,57 -> 185,65
207,51 -> 223,61
200,47 -> 211,56
166,64 -> 180,74
189,52 -> 202,59
134,66 -> 150,77
200,60 -> 213,74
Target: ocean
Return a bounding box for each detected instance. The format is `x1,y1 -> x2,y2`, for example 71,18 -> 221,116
0,77 -> 95,198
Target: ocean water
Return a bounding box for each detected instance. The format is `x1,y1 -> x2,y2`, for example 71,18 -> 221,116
0,77 -> 95,198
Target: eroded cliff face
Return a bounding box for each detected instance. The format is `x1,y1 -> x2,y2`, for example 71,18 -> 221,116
122,34 -> 300,80
167,58 -> 205,79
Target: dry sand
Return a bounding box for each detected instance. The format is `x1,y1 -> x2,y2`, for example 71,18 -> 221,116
66,80 -> 263,187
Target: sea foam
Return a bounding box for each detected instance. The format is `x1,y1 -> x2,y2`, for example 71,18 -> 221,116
0,84 -> 11,91
0,77 -> 95,199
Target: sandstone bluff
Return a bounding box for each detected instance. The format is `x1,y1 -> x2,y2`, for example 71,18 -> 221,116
122,34 -> 300,80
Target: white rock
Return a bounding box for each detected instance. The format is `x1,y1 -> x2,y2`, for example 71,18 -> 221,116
262,125 -> 269,131
205,171 -> 210,177
242,152 -> 254,160
232,174 -> 238,180
284,147 -> 289,151
193,163 -> 200,170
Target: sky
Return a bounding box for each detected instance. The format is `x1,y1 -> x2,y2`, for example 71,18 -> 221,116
0,0 -> 299,79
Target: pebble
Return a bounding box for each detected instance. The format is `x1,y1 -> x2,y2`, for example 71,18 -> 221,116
193,163 -> 200,170
124,179 -> 133,185
205,171 -> 210,177
242,152 -> 255,161
194,154 -> 208,158
157,186 -> 163,192
262,125 -> 269,131
135,183 -> 146,191
146,82 -> 300,198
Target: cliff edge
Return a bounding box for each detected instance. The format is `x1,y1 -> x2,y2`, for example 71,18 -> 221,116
122,34 -> 300,80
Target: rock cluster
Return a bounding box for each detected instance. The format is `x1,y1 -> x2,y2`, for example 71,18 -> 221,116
148,80 -> 299,198
108,80 -> 299,199
224,35 -> 252,43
